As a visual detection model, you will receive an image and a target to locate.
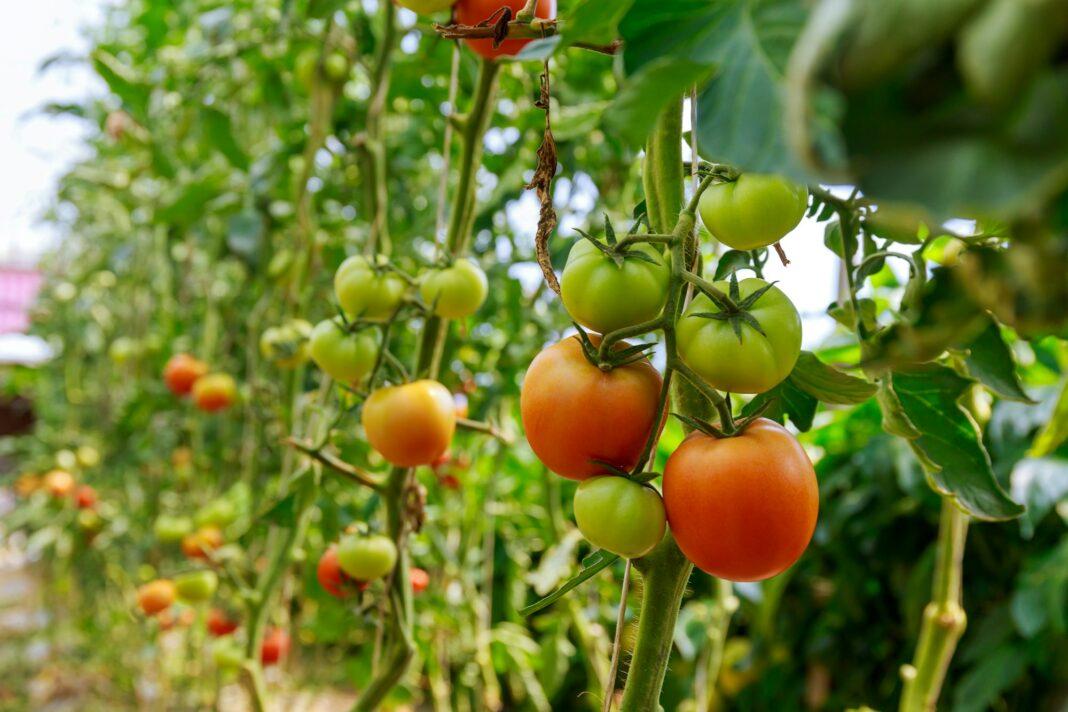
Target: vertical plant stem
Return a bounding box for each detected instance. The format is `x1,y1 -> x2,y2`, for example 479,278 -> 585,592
602,560 -> 632,712
899,498 -> 969,712
364,0 -> 397,255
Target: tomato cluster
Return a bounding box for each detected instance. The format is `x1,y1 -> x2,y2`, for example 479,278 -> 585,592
163,353 -> 238,413
521,173 -> 819,581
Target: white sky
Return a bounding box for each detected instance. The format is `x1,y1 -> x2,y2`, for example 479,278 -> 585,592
0,0 -> 106,266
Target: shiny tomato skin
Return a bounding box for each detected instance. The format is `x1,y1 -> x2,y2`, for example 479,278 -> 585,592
164,353 -> 208,396
698,174 -> 808,250
336,533 -> 398,581
560,240 -> 669,335
362,380 -> 456,466
573,476 -> 666,558
676,278 -> 801,394
334,255 -> 407,321
261,628 -> 290,666
138,579 -> 176,616
192,373 -> 238,412
207,608 -> 239,637
663,419 -> 818,582
454,0 -> 557,59
419,258 -> 488,319
520,336 -> 663,480
308,318 -> 378,384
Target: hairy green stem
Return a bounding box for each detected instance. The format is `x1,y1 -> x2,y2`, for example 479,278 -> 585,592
899,498 -> 969,712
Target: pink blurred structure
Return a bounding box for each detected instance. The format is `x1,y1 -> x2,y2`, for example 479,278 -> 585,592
0,267 -> 42,334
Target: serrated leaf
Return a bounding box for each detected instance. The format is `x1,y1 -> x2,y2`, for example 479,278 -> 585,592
963,319 -> 1034,403
889,365 -> 1024,520
519,550 -> 619,616
789,351 -> 877,404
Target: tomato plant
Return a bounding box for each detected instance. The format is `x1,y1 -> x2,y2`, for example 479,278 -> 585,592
698,174 -> 809,250
191,373 -> 238,412
521,336 -> 664,480
259,319 -> 312,369
163,353 -> 208,396
419,258 -> 488,319
573,476 -> 666,558
333,255 -> 407,321
308,318 -> 378,384
454,0 -> 557,59
361,380 -> 456,466
336,533 -> 398,582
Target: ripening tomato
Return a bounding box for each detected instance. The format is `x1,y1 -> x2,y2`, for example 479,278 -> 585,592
334,255 -> 407,321
323,52 -> 349,83
77,509 -> 104,536
573,476 -> 666,558
395,0 -> 455,15
15,473 -> 40,497
455,0 -> 557,59
698,174 -> 808,250
195,499 -> 238,529
158,607 -> 195,631
43,469 -> 75,498
337,533 -> 398,582
155,514 -> 194,544
419,259 -> 488,319
138,579 -> 176,616
73,484 -> 97,509
212,639 -> 244,670
192,373 -> 238,412
207,608 -> 240,637
259,319 -> 312,369
362,380 -> 456,466
317,545 -> 368,598
182,526 -> 224,560
663,419 -> 818,581
560,240 -> 669,334
174,570 -> 218,602
676,278 -> 801,394
164,353 -> 209,396
261,628 -> 290,666
410,567 -> 430,594
308,318 -> 378,384
520,336 -> 664,480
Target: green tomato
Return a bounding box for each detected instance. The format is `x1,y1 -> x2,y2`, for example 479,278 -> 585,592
334,255 -> 407,321
560,240 -> 669,334
174,570 -> 218,602
195,499 -> 238,529
676,278 -> 801,394
395,0 -> 455,14
699,174 -> 808,250
155,515 -> 194,544
294,48 -> 319,88
336,533 -> 397,582
259,319 -> 312,368
419,259 -> 488,319
308,318 -> 379,384
573,476 -> 666,559
212,639 -> 244,671
323,52 -> 349,83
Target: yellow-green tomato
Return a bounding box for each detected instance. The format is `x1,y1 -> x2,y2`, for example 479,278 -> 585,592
699,174 -> 808,250
308,318 -> 378,384
174,570 -> 218,602
212,639 -> 244,672
676,278 -> 801,394
195,499 -> 238,529
259,319 -> 312,368
395,0 -> 455,14
573,476 -> 666,559
419,259 -> 488,319
334,255 -> 407,321
560,240 -> 669,334
155,515 -> 195,544
336,533 -> 398,582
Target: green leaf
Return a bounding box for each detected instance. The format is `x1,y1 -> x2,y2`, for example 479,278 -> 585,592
962,320 -> 1034,403
712,250 -> 752,279
742,378 -> 817,432
202,106 -> 249,171
562,0 -> 635,45
790,352 -> 877,404
1029,379 -> 1068,457
91,50 -> 151,123
519,550 -> 619,616
950,645 -> 1029,712
827,298 -> 878,333
604,58 -> 716,147
888,365 -> 1024,520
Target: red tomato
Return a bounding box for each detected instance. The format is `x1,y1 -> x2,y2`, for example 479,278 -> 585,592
663,419 -> 819,582
410,567 -> 430,594
164,353 -> 208,396
261,628 -> 291,666
454,0 -> 557,59
74,485 -> 97,510
207,608 -> 240,637
192,373 -> 238,412
520,336 -> 664,480
181,526 -> 224,560
317,545 -> 368,598
361,380 -> 456,466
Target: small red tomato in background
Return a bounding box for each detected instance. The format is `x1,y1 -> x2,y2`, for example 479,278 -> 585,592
181,526 -> 224,560
455,0 -> 557,59
207,608 -> 240,637
74,484 -> 97,510
164,353 -> 208,396
317,545 -> 368,598
261,627 -> 291,666
410,567 -> 429,594
192,373 -> 238,412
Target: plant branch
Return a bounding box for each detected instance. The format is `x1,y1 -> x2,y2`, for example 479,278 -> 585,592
456,417 -> 514,445
284,437 -> 384,490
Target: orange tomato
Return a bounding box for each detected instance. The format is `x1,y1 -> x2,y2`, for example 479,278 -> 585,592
181,526 -> 224,560
163,353 -> 208,396
138,579 -> 176,616
520,336 -> 663,480
663,419 -> 819,582
317,545 -> 367,598
192,373 -> 238,412
74,484 -> 97,509
454,0 -> 557,59
361,380 -> 456,466
43,469 -> 75,498
207,608 -> 240,637
410,567 -> 430,594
